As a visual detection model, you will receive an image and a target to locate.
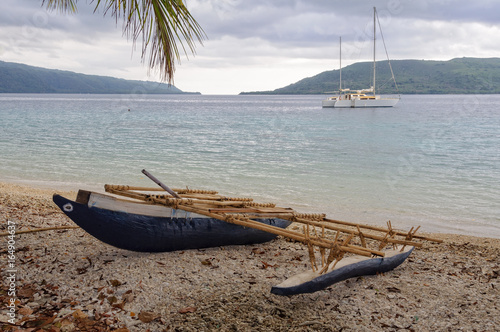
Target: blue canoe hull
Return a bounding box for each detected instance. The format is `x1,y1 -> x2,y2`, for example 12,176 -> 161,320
271,247 -> 414,296
53,194 -> 291,253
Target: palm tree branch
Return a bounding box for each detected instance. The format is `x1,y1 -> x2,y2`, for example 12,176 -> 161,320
42,0 -> 206,83
41,0 -> 78,12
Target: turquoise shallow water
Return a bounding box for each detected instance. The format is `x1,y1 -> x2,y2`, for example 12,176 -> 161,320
0,94 -> 499,238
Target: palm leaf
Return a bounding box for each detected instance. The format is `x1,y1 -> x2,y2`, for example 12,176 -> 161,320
41,0 -> 206,83
42,0 -> 78,12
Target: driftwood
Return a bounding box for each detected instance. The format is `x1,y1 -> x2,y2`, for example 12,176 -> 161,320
0,225 -> 80,237
103,171 -> 442,274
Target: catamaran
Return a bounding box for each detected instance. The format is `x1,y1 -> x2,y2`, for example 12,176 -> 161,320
322,7 -> 400,108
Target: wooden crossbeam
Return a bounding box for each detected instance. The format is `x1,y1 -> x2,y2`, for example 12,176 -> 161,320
288,216 -> 424,248
322,217 -> 443,243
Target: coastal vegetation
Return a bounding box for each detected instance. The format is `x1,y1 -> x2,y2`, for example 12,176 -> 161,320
3,57 -> 500,95
241,57 -> 500,95
0,61 -> 197,94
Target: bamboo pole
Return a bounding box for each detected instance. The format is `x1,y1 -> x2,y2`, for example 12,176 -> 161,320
105,185 -> 167,192
222,215 -> 383,257
105,188 -> 150,202
105,185 -> 253,203
104,184 -> 218,195
283,215 -> 423,248
322,217 -> 443,243
105,189 -> 253,209
176,193 -> 225,200
208,207 -> 292,213
260,210 -> 432,245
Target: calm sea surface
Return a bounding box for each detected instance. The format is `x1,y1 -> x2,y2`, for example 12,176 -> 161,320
0,94 -> 498,238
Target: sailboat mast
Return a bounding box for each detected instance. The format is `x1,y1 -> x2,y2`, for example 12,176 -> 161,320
373,7 -> 376,96
339,36 -> 342,92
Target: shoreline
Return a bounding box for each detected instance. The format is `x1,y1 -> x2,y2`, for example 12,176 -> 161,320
1,182 -> 499,331
1,178 -> 499,240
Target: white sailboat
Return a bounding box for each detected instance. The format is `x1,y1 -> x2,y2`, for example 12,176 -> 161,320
322,7 -> 400,108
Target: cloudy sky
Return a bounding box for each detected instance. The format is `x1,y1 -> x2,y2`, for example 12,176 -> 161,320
1,0 -> 499,94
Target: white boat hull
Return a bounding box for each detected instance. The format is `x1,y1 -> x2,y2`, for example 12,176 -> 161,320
322,97 -> 399,108
335,97 -> 399,108
321,98 -> 337,108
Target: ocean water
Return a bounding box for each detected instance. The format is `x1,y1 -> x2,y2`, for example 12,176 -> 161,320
0,93 -> 499,238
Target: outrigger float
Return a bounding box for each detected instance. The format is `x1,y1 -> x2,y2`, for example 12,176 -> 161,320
53,170 -> 442,295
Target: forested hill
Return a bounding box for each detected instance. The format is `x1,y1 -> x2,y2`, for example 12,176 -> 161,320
241,57 -> 500,95
0,61 -> 199,94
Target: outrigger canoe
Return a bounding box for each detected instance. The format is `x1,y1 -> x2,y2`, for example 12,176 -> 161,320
53,190 -> 291,252
52,170 -> 441,295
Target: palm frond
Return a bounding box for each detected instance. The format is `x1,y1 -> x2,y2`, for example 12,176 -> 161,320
42,0 -> 206,83
41,0 -> 78,13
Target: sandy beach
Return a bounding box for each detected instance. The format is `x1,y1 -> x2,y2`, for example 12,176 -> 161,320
1,182 -> 499,331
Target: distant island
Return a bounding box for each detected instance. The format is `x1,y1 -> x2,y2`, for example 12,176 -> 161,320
0,61 -> 200,94
241,57 -> 500,95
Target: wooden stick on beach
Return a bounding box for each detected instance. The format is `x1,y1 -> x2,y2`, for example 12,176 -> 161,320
0,226 -> 80,237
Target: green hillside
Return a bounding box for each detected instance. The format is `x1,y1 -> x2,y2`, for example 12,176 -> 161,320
241,57 -> 500,95
0,61 -> 199,94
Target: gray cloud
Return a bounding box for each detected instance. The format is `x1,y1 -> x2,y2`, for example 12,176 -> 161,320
1,0 -> 499,93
